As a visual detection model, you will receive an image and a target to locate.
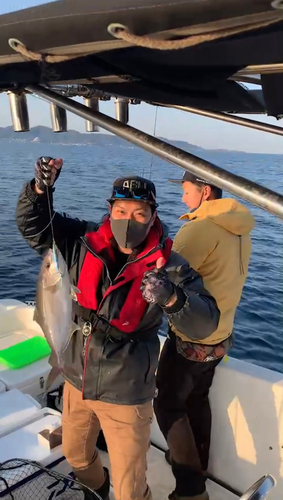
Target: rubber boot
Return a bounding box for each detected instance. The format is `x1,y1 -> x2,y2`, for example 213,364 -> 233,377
169,491 -> 209,500
83,467 -> 110,500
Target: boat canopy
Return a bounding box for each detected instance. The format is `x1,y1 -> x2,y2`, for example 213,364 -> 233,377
1,0 -> 283,218
0,0 -> 283,117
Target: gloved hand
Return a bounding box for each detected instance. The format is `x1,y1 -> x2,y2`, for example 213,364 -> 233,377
141,257 -> 176,307
35,157 -> 63,192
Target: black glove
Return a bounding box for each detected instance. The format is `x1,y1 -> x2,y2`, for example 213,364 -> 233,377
35,156 -> 62,191
140,268 -> 175,307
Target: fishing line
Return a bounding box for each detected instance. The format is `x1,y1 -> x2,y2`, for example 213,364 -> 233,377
27,158 -> 57,240
25,212 -> 56,239
149,106 -> 159,180
142,105 -> 159,178
46,183 -> 55,243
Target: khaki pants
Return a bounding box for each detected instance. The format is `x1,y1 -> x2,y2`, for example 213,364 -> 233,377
62,381 -> 153,500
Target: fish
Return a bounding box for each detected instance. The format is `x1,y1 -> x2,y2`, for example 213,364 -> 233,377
34,241 -> 80,392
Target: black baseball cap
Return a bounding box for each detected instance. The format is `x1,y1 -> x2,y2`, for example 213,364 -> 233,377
169,171 -> 215,187
108,176 -> 158,206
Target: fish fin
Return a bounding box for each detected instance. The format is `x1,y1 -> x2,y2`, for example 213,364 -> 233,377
33,307 -> 40,326
48,350 -> 58,368
70,284 -> 81,301
45,366 -> 62,392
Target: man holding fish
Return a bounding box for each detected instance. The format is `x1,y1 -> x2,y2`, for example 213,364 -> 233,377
16,157 -> 220,500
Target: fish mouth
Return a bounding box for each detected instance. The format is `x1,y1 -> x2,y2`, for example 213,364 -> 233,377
43,270 -> 62,288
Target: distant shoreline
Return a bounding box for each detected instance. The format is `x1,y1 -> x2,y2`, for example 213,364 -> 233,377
0,125 -> 281,156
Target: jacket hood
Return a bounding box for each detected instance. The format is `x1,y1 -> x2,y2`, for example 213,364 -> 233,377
180,198 -> 255,235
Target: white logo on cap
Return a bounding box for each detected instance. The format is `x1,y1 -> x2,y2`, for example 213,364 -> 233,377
123,179 -> 144,189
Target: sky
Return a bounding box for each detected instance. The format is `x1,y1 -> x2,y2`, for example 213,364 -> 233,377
0,0 -> 282,154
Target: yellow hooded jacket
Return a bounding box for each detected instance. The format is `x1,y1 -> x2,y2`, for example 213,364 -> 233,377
172,198 -> 255,345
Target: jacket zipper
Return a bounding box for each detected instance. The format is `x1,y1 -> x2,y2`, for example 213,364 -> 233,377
113,243 -> 163,281
80,236 -> 161,313
81,334 -> 91,398
80,236 -> 111,398
81,237 -> 112,286
79,236 -> 163,398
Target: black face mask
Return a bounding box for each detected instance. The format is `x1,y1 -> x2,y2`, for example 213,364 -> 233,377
110,217 -> 152,249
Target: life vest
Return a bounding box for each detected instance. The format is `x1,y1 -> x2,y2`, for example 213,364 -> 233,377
77,217 -> 172,334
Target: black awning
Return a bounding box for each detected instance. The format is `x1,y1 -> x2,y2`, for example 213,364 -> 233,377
0,0 -> 282,116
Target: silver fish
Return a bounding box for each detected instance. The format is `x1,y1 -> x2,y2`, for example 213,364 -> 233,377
34,242 -> 80,391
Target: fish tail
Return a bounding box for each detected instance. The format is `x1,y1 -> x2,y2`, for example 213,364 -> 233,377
45,365 -> 62,392
33,307 -> 39,323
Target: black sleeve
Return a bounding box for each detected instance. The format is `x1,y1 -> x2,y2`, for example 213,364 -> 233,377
164,252 -> 220,341
16,180 -> 97,268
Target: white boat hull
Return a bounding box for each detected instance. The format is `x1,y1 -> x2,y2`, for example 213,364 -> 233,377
0,299 -> 281,498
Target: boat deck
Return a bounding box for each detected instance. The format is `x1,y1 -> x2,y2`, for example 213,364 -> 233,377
100,445 -> 238,499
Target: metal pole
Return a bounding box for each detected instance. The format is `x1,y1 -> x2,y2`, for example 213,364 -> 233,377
50,103 -> 67,132
84,97 -> 100,132
115,97 -> 129,124
229,75 -> 261,86
235,63 -> 283,76
8,92 -> 30,132
162,104 -> 283,137
26,84 -> 283,219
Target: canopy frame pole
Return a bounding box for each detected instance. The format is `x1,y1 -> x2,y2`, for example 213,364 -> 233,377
161,104 -> 283,137
235,63 -> 283,75
26,84 -> 283,219
229,76 -> 261,85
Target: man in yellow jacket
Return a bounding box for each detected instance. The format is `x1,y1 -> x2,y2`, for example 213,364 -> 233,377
154,171 -> 255,500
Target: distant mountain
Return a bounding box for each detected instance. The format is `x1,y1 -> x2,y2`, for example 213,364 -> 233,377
0,124 -> 211,154
0,125 -> 277,156
0,125 -> 118,146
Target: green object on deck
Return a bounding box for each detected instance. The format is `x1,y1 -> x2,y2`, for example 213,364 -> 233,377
0,336 -> 51,369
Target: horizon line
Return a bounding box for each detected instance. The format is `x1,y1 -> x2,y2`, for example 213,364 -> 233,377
0,124 -> 281,156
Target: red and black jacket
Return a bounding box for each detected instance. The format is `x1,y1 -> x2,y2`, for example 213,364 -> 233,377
16,182 -> 219,404
75,216 -> 172,334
